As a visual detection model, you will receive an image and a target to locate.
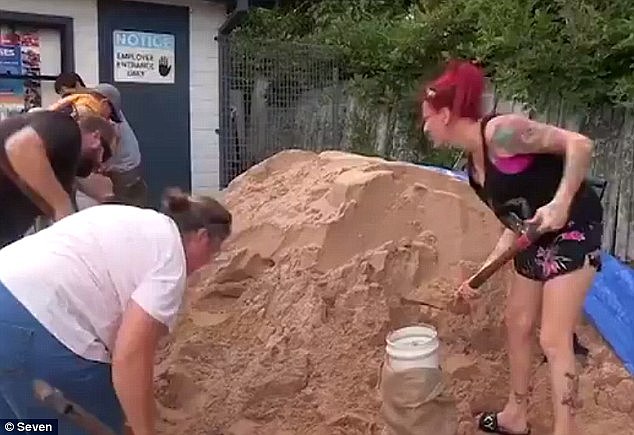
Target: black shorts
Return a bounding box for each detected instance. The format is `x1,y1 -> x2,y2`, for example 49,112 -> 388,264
514,219 -> 603,282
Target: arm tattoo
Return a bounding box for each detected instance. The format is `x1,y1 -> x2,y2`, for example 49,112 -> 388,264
489,115 -> 594,204
490,117 -> 568,155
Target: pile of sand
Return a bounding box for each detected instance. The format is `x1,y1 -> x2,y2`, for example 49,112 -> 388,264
155,150 -> 634,435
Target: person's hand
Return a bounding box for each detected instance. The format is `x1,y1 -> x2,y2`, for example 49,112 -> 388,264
457,279 -> 479,300
53,210 -> 71,221
450,279 -> 480,315
53,201 -> 74,221
78,173 -> 115,203
102,193 -> 120,204
527,198 -> 570,233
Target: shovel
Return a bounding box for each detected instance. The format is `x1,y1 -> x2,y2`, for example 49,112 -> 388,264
32,379 -> 117,435
400,213 -> 538,311
467,212 -> 540,289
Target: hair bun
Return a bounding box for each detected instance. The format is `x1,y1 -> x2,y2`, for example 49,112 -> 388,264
162,187 -> 191,213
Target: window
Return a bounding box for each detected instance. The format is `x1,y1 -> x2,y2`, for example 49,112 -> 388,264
0,24 -> 62,120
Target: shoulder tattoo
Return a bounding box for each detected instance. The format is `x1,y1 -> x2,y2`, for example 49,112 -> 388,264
490,117 -> 567,154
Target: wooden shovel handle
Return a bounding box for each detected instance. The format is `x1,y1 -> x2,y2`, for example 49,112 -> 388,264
468,226 -> 540,289
33,379 -> 116,435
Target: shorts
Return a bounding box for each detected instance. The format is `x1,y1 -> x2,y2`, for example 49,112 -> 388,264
0,281 -> 124,434
514,219 -> 603,282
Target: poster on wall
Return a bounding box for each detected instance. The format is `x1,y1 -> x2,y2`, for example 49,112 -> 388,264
113,30 -> 175,84
0,27 -> 42,120
0,43 -> 22,74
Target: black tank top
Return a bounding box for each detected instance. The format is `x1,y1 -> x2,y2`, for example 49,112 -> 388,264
467,113 -> 603,227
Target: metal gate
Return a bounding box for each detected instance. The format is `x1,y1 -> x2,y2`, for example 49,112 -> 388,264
217,35 -> 347,187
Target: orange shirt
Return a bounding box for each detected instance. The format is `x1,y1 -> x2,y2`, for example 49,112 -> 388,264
48,92 -> 116,122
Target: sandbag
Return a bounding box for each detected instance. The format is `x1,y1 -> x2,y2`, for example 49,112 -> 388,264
379,358 -> 458,435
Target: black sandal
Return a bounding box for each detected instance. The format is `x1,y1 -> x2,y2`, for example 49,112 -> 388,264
477,412 -> 531,434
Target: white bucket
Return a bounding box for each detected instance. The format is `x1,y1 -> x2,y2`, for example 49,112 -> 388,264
385,325 -> 440,371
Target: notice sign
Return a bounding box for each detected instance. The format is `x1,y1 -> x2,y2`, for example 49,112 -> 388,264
113,30 -> 175,84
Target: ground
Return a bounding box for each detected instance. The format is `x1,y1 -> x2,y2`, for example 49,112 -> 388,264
155,150 -> 634,435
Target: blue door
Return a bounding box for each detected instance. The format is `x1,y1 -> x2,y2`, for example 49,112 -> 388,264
97,0 -> 191,208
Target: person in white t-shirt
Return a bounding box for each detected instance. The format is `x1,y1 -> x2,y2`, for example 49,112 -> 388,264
0,187 -> 231,435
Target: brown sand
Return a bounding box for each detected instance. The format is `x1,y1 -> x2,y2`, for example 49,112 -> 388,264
155,150 -> 634,435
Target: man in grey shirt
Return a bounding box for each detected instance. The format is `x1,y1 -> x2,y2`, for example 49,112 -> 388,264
92,83 -> 147,207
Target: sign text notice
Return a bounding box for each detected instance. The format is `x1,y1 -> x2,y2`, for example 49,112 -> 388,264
113,30 -> 175,84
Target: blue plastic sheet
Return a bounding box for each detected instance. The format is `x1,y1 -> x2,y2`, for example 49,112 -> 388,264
418,163 -> 634,375
417,164 -> 469,182
584,254 -> 634,375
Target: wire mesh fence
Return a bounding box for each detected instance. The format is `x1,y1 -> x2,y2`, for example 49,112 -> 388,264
218,35 -> 347,187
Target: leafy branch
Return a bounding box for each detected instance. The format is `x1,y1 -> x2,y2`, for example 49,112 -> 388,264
238,0 -> 634,110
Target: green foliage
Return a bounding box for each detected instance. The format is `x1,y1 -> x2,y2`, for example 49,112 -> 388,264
239,0 -> 634,110
235,0 -> 634,165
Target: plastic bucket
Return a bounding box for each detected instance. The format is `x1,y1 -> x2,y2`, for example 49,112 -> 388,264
385,325 -> 440,371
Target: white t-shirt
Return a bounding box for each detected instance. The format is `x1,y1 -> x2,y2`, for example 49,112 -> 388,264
0,204 -> 187,363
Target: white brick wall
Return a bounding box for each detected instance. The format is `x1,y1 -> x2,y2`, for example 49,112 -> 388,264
0,0 -> 225,193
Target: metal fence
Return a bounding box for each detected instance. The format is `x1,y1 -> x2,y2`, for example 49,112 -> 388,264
218,35 -> 347,187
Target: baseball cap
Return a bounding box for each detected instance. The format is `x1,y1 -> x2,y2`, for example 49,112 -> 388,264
92,83 -> 122,113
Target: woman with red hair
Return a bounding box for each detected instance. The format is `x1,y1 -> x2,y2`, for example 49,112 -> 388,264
420,60 -> 603,435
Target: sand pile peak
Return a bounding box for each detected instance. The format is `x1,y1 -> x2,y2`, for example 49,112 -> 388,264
156,150 -> 634,435
222,150 -> 500,272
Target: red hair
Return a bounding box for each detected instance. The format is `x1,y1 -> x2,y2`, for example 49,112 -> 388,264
420,59 -> 485,121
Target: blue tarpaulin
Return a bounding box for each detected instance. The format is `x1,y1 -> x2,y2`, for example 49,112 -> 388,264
419,163 -> 634,375
585,254 -> 634,375
418,164 -> 469,182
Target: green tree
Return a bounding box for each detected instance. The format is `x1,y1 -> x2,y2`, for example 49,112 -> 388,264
235,0 -> 634,163
240,0 -> 634,109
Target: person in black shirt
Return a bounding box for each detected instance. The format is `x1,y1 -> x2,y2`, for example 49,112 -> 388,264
54,72 -> 86,98
420,60 -> 601,435
0,110 -> 116,248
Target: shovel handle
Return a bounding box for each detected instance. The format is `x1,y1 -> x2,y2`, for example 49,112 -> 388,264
468,222 -> 541,289
33,379 -> 117,435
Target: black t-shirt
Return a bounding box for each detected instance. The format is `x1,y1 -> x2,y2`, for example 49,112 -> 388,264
0,110 -> 81,248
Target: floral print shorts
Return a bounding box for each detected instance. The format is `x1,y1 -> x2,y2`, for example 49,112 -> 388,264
514,220 -> 603,282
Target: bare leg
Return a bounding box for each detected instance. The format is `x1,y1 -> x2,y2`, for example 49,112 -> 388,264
540,264 -> 596,435
496,272 -> 543,432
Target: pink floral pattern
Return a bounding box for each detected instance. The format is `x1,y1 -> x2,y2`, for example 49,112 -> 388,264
535,245 -> 572,277
557,230 -> 586,242
531,227 -> 591,279
514,218 -> 602,281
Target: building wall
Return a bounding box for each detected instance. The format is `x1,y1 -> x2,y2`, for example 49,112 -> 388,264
138,0 -> 224,195
0,0 -> 99,83
0,0 -> 225,193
